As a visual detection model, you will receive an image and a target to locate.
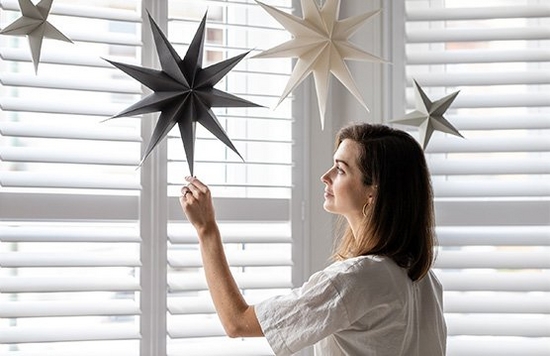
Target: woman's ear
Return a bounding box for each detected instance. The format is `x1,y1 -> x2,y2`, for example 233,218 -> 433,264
362,187 -> 375,218
367,186 -> 376,205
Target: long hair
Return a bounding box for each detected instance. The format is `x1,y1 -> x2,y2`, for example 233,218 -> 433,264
332,123 -> 436,281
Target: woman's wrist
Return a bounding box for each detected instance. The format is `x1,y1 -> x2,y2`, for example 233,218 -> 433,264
196,223 -> 221,243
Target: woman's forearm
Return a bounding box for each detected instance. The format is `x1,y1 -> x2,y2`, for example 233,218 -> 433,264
196,224 -> 263,338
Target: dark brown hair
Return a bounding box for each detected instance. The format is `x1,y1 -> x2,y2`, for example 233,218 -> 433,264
332,123 -> 436,281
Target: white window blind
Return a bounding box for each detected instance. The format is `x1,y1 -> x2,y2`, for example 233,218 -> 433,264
0,0 -> 143,355
164,2 -> 292,355
399,1 -> 550,355
1,0 -> 294,356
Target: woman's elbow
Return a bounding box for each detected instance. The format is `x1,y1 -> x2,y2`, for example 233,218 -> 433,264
223,323 -> 242,338
225,322 -> 261,338
222,307 -> 263,338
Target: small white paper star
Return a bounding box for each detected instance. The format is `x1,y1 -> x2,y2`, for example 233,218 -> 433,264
254,0 -> 385,129
393,80 -> 463,150
0,0 -> 73,74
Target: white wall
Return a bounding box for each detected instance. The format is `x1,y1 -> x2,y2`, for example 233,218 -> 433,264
292,0 -> 391,286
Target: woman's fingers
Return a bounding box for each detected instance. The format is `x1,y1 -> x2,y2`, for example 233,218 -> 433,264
179,177 -> 217,231
180,176 -> 212,205
185,176 -> 209,194
180,186 -> 191,196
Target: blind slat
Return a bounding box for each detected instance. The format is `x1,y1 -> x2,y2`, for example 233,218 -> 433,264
435,251 -> 550,269
0,147 -> 139,166
410,71 -> 550,86
0,73 -> 141,93
0,351 -> 135,356
168,250 -> 292,268
407,49 -> 550,64
0,300 -> 140,318
434,200 -> 549,226
406,92 -> 550,109
436,272 -> 550,292
168,273 -> 292,292
407,6 -> 550,21
168,297 -> 215,315
0,277 -> 140,293
432,179 -> 550,198
443,114 -> 550,130
0,192 -> 139,221
168,295 -> 265,315
0,226 -> 141,243
0,325 -> 140,344
447,337 -> 550,356
0,172 -> 140,190
436,226 -> 550,246
167,339 -> 274,356
429,158 -> 550,176
407,27 -> 550,43
0,122 -> 141,142
170,16 -> 287,33
444,293 -> 550,314
0,97 -> 126,116
170,0 -> 292,10
424,136 -> 550,154
0,47 -> 134,68
168,223 -> 291,244
50,31 -> 141,46
0,252 -> 140,267
446,315 -> 550,337
1,0 -> 141,22
168,320 -> 225,339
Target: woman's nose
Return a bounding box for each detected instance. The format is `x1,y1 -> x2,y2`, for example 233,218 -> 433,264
320,168 -> 331,184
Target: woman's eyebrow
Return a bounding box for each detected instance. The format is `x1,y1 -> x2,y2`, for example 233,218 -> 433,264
335,159 -> 349,167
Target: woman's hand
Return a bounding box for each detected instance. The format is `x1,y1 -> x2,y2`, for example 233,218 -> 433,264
179,176 -> 217,234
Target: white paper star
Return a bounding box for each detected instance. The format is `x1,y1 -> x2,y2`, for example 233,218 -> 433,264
254,0 -> 385,129
0,0 -> 73,74
392,80 -> 463,149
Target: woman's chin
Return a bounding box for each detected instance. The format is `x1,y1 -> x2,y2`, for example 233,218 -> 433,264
322,202 -> 334,213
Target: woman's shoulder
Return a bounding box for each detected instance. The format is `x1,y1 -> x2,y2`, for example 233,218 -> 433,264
323,255 -> 407,281
318,256 -> 411,307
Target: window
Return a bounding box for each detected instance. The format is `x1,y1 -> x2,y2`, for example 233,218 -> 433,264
165,2 -> 293,354
397,1 -> 550,355
0,1 -> 143,354
1,1 -> 293,355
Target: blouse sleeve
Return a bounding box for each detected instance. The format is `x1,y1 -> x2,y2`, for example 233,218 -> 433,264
254,269 -> 352,356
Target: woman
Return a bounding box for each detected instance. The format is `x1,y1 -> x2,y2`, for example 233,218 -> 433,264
180,123 -> 447,355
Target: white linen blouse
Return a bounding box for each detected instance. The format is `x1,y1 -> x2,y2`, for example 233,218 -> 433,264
254,255 -> 446,356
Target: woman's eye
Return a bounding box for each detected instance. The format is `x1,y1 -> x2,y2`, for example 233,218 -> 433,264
336,166 -> 344,174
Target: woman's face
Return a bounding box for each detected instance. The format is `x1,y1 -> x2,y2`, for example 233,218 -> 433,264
321,139 -> 373,221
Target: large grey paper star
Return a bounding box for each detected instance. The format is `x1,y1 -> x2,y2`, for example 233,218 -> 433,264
105,12 -> 262,175
392,80 -> 463,149
0,0 -> 73,74
254,0 -> 385,129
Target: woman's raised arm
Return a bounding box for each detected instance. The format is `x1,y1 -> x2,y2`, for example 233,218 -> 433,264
179,176 -> 264,338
